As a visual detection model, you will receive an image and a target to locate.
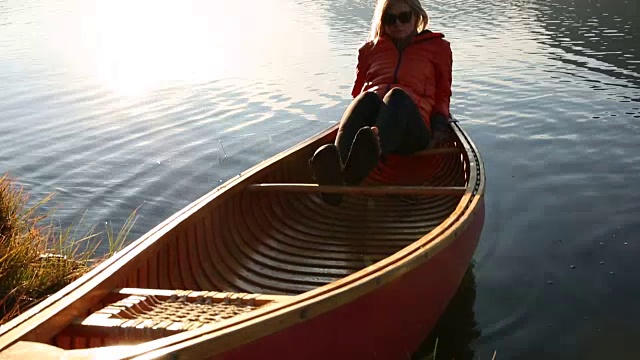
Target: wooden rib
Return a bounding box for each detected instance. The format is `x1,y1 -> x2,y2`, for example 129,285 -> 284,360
136,256 -> 148,288
218,210 -> 323,294
147,250 -> 159,289
177,229 -> 199,291
255,195 -> 415,248
235,188 -> 361,293
210,204 -> 257,293
192,217 -> 218,290
227,193 -> 340,291
233,194 -> 356,275
261,191 -> 411,242
412,147 -> 461,156
229,214 -> 355,277
246,183 -> 466,195
242,206 -> 373,274
158,241 -> 172,289
282,191 -> 456,232
263,196 -> 439,245
216,199 -> 317,294
205,211 -> 242,292
168,233 -> 184,290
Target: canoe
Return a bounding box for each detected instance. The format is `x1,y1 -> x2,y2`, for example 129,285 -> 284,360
0,119 -> 485,359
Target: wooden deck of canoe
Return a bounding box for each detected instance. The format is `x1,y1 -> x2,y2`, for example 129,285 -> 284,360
0,120 -> 485,359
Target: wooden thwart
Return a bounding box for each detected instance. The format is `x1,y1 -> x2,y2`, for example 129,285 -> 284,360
247,183 -> 467,196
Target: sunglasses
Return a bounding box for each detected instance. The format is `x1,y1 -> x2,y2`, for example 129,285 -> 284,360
382,11 -> 413,26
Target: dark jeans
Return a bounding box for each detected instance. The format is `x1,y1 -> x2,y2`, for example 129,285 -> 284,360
334,88 -> 433,164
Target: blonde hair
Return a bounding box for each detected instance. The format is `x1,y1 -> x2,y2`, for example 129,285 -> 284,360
367,0 -> 429,44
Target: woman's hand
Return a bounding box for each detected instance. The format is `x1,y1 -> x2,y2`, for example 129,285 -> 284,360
429,112 -> 451,148
430,129 -> 450,148
432,130 -> 450,145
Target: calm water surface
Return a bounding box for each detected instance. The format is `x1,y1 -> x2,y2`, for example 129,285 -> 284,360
1,0 -> 639,358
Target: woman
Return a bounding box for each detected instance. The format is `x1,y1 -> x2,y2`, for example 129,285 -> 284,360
311,0 -> 453,205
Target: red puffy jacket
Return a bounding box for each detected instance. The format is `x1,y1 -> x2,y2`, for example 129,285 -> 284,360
351,30 -> 452,130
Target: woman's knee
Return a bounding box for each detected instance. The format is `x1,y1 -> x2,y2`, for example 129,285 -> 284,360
354,91 -> 382,108
342,91 -> 382,123
383,87 -> 412,105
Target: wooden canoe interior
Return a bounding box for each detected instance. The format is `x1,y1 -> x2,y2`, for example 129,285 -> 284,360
4,129 -> 473,353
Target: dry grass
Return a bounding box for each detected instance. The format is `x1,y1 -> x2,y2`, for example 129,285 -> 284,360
0,173 -> 136,324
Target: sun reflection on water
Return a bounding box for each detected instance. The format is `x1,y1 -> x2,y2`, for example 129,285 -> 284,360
39,0 -> 338,98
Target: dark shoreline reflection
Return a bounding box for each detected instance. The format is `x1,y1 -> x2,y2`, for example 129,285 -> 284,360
412,263 -> 480,360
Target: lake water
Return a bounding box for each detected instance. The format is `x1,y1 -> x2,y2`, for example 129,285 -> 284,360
1,0 -> 639,358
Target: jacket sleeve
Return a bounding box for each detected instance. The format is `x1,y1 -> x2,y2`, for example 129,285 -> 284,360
432,40 -> 452,119
351,45 -> 369,98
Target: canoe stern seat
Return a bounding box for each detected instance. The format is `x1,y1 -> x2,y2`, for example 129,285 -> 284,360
54,288 -> 290,349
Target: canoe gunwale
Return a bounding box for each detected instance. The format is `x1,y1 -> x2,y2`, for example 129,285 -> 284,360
0,121 -> 486,359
